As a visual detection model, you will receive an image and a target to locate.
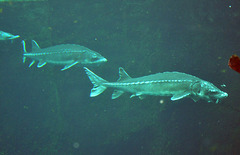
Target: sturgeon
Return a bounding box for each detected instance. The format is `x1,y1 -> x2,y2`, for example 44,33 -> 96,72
84,67 -> 228,103
22,40 -> 107,71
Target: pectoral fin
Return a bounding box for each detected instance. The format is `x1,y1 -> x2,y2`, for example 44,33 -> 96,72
171,92 -> 190,101
130,93 -> 146,100
112,90 -> 124,99
37,61 -> 47,68
29,60 -> 35,67
61,62 -> 78,71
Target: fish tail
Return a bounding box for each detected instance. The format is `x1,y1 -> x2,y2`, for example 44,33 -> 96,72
22,40 -> 27,63
84,67 -> 108,97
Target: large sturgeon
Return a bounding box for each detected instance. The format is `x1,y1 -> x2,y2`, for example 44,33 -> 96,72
84,67 -> 228,103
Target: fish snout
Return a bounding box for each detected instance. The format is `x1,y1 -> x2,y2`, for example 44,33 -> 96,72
102,57 -> 107,62
220,92 -> 228,98
97,57 -> 107,64
210,92 -> 228,103
214,91 -> 228,103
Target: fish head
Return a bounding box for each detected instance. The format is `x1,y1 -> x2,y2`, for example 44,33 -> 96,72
191,81 -> 228,103
81,50 -> 107,65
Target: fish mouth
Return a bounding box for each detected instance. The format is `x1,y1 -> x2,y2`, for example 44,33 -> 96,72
219,92 -> 228,98
213,92 -> 228,103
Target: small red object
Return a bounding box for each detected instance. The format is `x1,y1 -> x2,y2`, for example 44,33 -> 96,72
228,54 -> 240,73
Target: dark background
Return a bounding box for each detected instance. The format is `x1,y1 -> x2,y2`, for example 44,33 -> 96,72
0,0 -> 240,154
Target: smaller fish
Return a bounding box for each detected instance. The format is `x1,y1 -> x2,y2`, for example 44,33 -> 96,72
0,30 -> 20,40
22,40 -> 107,71
228,54 -> 240,73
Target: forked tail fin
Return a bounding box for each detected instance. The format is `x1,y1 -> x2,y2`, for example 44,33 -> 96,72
22,40 -> 27,63
84,67 -> 108,97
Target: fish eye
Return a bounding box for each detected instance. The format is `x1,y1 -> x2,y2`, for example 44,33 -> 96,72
91,56 -> 99,61
92,54 -> 97,58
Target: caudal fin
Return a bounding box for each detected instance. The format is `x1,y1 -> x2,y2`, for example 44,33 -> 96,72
22,40 -> 43,68
84,67 -> 108,97
22,40 -> 27,63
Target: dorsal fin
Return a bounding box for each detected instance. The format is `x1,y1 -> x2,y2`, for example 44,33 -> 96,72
32,40 -> 41,51
117,67 -> 131,81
